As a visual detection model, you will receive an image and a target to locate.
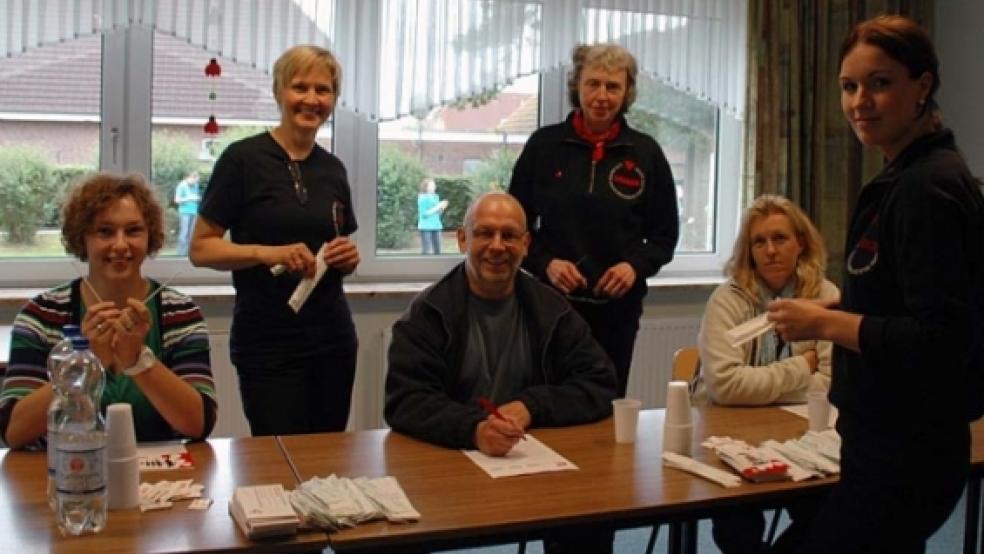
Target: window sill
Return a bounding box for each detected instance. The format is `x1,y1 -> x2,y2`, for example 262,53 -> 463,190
0,274 -> 723,306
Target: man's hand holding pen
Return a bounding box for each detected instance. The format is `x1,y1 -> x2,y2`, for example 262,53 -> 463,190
475,398 -> 530,457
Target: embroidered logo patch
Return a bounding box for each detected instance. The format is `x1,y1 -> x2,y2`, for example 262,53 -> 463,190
846,214 -> 879,275
608,160 -> 645,200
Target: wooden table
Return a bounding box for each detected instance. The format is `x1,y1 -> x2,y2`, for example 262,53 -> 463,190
0,437 -> 327,553
281,406 -> 831,553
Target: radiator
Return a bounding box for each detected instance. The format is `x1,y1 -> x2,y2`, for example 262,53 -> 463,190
208,333 -> 252,438
210,317 -> 701,436
347,328 -> 391,431
624,317 -> 702,409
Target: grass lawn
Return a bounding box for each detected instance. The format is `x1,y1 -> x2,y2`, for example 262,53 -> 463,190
0,230 -> 180,258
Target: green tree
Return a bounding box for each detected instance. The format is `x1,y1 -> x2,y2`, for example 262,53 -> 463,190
0,147 -> 54,244
151,131 -> 199,245
469,148 -> 517,197
433,176 -> 472,231
377,146 -> 426,249
44,165 -> 91,226
211,125 -> 267,159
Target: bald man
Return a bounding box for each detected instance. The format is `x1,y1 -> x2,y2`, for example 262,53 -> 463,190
385,192 -> 616,456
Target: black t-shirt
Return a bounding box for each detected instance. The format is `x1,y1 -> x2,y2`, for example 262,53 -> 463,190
199,132 -> 358,359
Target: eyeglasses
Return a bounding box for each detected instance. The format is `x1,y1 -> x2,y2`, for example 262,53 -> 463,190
286,161 -> 308,205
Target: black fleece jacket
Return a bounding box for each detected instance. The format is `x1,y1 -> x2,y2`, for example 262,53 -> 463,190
509,112 -> 679,301
834,128 -> 984,442
384,264 -> 617,449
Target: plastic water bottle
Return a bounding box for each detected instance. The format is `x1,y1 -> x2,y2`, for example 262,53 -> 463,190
53,335 -> 107,535
47,324 -> 80,511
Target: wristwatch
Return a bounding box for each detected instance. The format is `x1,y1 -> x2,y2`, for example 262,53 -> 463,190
123,346 -> 156,377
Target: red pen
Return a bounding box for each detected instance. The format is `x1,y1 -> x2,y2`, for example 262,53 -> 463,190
477,396 -> 527,440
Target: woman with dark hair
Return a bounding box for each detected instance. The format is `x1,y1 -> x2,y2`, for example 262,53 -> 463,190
190,44 -> 360,436
768,15 -> 984,552
1,172 -> 216,448
508,43 -> 679,399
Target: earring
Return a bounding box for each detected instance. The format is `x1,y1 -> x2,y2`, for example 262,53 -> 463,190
918,98 -> 926,106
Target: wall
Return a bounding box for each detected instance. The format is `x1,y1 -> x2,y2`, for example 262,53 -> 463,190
936,1 -> 984,177
0,283 -> 713,439
190,284 -> 715,437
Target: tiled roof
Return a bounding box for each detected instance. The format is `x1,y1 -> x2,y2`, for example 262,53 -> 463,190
435,92 -> 534,133
0,32 -> 279,121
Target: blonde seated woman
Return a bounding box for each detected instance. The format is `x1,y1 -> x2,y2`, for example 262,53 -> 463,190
696,194 -> 838,407
695,194 -> 837,554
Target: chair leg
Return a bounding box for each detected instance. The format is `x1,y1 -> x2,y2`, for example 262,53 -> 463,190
766,508 -> 782,545
517,540 -> 526,554
645,524 -> 660,554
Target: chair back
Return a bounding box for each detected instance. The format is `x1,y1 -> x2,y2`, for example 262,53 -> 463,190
671,347 -> 700,382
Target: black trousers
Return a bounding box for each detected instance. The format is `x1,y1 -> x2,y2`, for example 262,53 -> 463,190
797,422 -> 969,554
235,346 -> 357,436
712,493 -> 824,554
570,296 -> 643,398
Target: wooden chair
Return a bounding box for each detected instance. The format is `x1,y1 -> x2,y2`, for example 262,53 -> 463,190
671,346 -> 700,383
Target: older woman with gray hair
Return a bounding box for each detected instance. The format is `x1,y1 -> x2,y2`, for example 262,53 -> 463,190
509,43 -> 679,400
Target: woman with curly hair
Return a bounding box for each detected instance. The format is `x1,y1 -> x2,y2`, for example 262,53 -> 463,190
0,172 -> 216,449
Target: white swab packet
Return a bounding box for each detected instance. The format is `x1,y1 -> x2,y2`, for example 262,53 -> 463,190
288,242 -> 328,313
662,452 -> 742,488
726,313 -> 775,348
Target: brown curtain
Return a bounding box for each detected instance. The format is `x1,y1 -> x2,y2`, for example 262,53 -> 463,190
743,0 -> 935,282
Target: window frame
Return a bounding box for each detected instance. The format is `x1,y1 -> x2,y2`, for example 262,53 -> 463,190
1,1 -> 743,288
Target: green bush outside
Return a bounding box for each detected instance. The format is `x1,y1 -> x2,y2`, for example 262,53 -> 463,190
432,176 -> 472,231
151,131 -> 202,245
44,165 -> 90,227
377,146 -> 426,249
0,147 -> 55,244
468,148 -> 517,197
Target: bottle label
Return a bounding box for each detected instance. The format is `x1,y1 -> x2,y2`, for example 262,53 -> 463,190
55,447 -> 106,494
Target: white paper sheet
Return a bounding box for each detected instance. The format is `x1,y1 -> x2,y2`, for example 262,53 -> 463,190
462,435 -> 578,478
137,442 -> 193,471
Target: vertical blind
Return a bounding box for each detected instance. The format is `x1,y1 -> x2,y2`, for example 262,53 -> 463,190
0,0 -> 745,118
0,0 -> 335,75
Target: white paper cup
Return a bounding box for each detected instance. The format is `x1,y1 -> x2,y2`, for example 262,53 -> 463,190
612,398 -> 642,444
662,422 -> 693,456
107,456 -> 140,510
105,403 -> 137,460
665,381 -> 693,425
807,391 -> 832,432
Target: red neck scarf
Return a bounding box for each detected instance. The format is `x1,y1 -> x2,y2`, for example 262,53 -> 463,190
572,109 -> 622,162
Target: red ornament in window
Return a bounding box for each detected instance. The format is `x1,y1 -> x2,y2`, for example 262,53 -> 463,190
204,58 -> 222,77
204,116 -> 219,135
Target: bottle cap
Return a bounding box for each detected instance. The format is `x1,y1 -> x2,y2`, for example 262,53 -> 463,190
70,335 -> 90,351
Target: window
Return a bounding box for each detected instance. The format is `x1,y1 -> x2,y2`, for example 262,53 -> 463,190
0,0 -> 745,287
375,75 -> 538,259
0,34 -> 101,264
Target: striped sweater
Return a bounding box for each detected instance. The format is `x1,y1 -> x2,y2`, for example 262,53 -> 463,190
0,279 -> 216,447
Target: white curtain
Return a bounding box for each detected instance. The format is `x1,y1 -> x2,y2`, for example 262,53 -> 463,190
0,0 -> 745,118
542,0 -> 747,117
0,0 -> 335,74
376,0 -> 541,121
377,0 -> 746,120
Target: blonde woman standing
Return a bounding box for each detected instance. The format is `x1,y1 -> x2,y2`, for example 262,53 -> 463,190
191,45 -> 360,436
